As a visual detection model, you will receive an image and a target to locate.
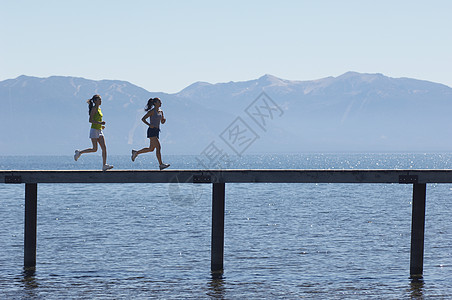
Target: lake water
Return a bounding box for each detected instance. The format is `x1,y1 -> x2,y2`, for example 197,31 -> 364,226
1,154 -> 452,299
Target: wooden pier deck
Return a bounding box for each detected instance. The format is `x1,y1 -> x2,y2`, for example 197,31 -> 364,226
2,169 -> 452,278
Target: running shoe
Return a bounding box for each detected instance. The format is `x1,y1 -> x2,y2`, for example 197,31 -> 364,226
131,150 -> 138,162
102,164 -> 114,171
74,150 -> 81,161
159,163 -> 170,170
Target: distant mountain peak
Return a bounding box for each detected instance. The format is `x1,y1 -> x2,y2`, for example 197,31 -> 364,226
177,81 -> 212,96
337,71 -> 385,79
257,74 -> 291,87
258,74 -> 281,81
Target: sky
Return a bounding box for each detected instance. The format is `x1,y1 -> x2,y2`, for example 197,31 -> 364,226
1,0 -> 451,93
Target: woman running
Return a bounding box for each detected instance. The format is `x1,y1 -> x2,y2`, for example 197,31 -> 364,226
74,94 -> 113,171
131,97 -> 170,170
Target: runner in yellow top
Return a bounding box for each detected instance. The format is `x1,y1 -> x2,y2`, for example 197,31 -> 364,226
91,107 -> 103,130
74,94 -> 113,171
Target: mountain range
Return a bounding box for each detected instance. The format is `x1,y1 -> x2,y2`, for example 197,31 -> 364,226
1,72 -> 451,156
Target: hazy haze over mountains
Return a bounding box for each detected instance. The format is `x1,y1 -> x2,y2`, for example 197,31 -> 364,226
1,72 -> 451,156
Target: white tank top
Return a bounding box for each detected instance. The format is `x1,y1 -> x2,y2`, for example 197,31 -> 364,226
149,109 -> 162,128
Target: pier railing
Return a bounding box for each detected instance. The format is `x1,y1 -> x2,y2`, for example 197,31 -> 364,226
2,169 -> 450,278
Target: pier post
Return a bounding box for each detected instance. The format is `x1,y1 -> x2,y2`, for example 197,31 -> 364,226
211,183 -> 225,273
24,183 -> 37,269
410,183 -> 426,278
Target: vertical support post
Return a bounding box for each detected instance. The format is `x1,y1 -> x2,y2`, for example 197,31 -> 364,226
410,183 -> 426,278
211,183 -> 225,273
24,183 -> 37,269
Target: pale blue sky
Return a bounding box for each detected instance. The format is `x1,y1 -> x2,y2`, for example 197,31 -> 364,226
1,0 -> 451,93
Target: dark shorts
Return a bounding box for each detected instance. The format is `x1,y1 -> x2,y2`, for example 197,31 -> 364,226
147,127 -> 160,139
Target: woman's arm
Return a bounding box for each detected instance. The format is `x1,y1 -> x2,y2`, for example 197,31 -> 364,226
141,110 -> 153,127
161,110 -> 166,124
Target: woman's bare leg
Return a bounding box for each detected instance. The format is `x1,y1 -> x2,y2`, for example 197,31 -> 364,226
151,137 -> 163,165
136,138 -> 156,155
80,139 -> 98,155
97,136 -> 107,166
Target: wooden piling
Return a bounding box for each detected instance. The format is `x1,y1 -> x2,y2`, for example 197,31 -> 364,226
24,183 -> 37,269
211,183 -> 225,273
410,183 -> 426,278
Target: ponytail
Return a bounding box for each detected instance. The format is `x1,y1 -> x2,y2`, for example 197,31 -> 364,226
87,94 -> 101,115
145,97 -> 160,111
86,98 -> 94,115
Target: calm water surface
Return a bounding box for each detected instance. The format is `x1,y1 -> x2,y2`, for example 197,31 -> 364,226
1,154 -> 452,299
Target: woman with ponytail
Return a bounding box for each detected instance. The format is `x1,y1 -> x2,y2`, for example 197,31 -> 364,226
74,94 -> 113,171
131,97 -> 170,170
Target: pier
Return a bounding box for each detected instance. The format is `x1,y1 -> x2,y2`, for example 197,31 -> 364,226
2,169 -> 450,278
